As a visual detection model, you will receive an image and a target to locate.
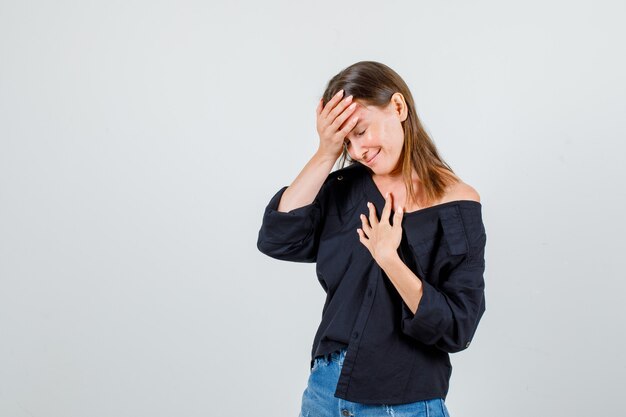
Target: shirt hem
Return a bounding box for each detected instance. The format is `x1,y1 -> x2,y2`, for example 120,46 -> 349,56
334,390 -> 448,406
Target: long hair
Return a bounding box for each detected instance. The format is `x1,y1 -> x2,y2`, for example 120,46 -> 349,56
320,61 -> 460,208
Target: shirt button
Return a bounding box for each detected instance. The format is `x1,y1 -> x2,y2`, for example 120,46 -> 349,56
337,175 -> 343,181
353,331 -> 359,339
341,410 -> 352,416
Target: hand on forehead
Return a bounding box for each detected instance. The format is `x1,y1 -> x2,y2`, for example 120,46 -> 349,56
348,101 -> 368,129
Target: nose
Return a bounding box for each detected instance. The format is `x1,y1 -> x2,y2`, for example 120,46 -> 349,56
349,139 -> 369,161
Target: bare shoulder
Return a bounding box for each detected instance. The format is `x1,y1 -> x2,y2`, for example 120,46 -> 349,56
444,180 -> 481,203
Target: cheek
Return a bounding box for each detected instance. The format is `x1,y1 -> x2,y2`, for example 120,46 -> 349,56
381,123 -> 404,151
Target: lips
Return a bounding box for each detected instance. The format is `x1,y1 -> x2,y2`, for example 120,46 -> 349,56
365,149 -> 380,164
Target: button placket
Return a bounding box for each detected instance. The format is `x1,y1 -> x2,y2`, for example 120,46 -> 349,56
335,270 -> 380,398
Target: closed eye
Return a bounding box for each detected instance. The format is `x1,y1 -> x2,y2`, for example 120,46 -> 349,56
345,129 -> 366,148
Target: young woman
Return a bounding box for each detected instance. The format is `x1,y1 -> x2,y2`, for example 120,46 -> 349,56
257,61 -> 487,417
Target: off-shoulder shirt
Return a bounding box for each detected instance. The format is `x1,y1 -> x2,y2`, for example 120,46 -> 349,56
257,162 -> 487,405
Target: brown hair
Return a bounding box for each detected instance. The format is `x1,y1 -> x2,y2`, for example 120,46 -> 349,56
321,61 -> 460,208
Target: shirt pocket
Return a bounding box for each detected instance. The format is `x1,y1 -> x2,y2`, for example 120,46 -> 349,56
408,205 -> 470,279
408,235 -> 445,278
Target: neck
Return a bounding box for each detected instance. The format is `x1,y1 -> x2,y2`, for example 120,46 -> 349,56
372,166 -> 420,184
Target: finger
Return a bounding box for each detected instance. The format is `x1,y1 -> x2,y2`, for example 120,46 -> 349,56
316,98 -> 323,115
394,205 -> 404,228
381,192 -> 393,224
357,228 -> 369,247
367,201 -> 379,226
328,93 -> 353,124
359,213 -> 372,235
329,98 -> 356,132
320,89 -> 345,119
319,92 -> 353,137
338,111 -> 359,138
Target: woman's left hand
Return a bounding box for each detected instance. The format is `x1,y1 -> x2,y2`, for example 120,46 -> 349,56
357,192 -> 404,265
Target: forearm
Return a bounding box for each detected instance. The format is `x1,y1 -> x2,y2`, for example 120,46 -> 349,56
277,151 -> 337,213
378,253 -> 424,315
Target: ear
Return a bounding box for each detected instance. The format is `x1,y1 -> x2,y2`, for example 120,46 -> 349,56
390,92 -> 408,122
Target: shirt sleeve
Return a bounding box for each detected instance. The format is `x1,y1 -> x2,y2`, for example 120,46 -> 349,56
256,183 -> 328,263
400,226 -> 487,353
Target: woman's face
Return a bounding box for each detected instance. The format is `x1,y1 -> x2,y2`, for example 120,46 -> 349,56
343,92 -> 408,177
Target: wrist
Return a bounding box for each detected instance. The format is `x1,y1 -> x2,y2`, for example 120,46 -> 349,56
376,251 -> 402,270
314,149 -> 340,165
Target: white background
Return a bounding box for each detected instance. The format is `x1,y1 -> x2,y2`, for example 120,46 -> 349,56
1,1 -> 625,416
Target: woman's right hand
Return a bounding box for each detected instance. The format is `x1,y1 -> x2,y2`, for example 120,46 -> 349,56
315,89 -> 359,161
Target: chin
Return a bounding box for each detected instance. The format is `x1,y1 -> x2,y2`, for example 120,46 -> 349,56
376,162 -> 403,178
368,166 -> 388,177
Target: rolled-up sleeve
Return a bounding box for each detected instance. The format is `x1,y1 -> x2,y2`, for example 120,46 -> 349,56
400,229 -> 487,353
256,185 -> 325,263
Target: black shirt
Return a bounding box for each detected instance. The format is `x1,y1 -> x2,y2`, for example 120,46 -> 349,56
256,162 -> 487,405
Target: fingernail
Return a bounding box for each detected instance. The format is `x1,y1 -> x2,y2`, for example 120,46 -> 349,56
386,192 -> 389,198
336,89 -> 344,96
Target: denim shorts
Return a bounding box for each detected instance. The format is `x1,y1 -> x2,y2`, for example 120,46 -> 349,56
299,347 -> 451,417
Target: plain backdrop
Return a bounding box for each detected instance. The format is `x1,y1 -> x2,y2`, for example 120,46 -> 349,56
1,1 -> 625,416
